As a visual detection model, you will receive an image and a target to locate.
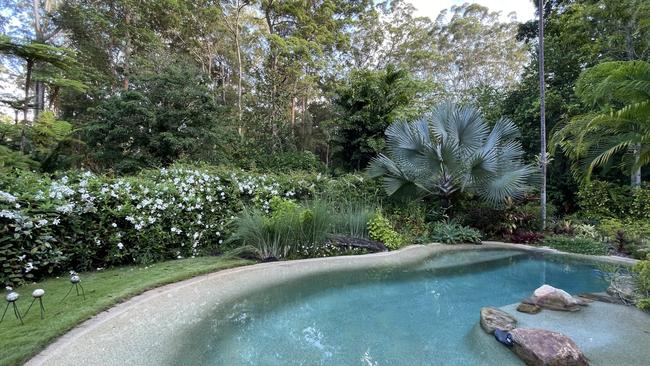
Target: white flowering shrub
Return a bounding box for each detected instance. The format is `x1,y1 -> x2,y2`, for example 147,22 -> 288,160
0,165 -> 381,285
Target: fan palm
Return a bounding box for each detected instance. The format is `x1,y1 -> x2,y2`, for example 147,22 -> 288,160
368,102 -> 537,211
551,61 -> 650,186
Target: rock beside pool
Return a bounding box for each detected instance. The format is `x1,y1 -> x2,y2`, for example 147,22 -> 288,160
517,303 -> 541,314
606,275 -> 637,304
526,285 -> 587,311
510,328 -> 589,366
480,307 -> 517,334
578,292 -> 625,305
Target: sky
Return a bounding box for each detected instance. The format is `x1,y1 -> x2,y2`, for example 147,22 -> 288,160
408,0 -> 536,22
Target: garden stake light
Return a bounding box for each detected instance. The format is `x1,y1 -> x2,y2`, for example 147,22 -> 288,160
24,289 -> 46,319
1,286 -> 23,325
61,271 -> 85,302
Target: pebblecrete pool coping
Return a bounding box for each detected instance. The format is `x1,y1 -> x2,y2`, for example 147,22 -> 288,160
26,242 -> 639,365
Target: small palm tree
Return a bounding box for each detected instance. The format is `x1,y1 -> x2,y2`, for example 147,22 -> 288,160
551,61 -> 650,187
368,102 -> 537,212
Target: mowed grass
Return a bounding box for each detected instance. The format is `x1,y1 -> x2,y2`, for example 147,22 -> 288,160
0,256 -> 251,366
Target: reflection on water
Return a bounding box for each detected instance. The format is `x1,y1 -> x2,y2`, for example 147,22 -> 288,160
172,251 -> 607,366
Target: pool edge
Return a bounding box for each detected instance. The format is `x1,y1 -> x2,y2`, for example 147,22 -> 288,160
25,242 -> 637,366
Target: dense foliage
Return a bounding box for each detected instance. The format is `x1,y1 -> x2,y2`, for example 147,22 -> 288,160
428,222 -> 482,245
2,0 -> 650,287
541,235 -> 607,256
0,166 -> 380,285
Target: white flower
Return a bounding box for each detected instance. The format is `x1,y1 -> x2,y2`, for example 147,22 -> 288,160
52,218 -> 61,225
111,223 -> 117,228
56,204 -> 74,214
24,262 -> 34,272
36,219 -> 48,227
0,210 -> 19,220
0,191 -> 17,203
117,242 -> 124,250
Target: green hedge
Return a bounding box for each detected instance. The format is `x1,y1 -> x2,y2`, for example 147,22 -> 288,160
577,181 -> 650,220
542,235 -> 607,255
0,165 -> 381,285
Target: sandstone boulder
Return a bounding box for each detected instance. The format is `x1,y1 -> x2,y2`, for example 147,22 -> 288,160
480,307 -> 517,334
517,303 -> 542,314
528,285 -> 587,311
510,328 -> 589,366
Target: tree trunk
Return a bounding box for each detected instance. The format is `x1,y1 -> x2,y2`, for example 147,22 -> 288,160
21,59 -> 34,153
538,0 -> 547,230
302,94 -> 308,149
632,143 -> 642,188
122,9 -> 132,90
235,19 -> 243,137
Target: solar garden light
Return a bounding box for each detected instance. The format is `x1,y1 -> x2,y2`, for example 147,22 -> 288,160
24,289 -> 46,320
61,271 -> 85,302
1,286 -> 24,325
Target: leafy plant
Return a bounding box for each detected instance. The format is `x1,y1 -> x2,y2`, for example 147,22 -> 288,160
541,235 -> 607,255
633,255 -> 650,311
551,61 -> 650,184
368,210 -> 405,250
508,230 -> 544,244
574,223 -> 599,239
331,205 -> 374,239
429,221 -> 482,244
368,102 -> 537,211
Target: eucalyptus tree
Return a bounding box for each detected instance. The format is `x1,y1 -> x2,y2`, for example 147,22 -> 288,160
551,60 -> 650,187
433,3 -> 527,103
368,103 -> 537,213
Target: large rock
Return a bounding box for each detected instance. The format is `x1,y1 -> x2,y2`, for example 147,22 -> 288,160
517,303 -> 542,314
527,285 -> 587,311
606,275 -> 637,305
480,307 -> 517,334
510,328 -> 589,366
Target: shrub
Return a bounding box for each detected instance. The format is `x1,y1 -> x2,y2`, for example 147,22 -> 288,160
577,181 -> 632,219
456,198 -> 555,238
574,223 -> 599,239
541,235 -> 607,255
508,230 -> 544,244
256,151 -> 325,172
429,222 -> 482,244
633,255 -> 650,311
596,218 -> 650,259
0,166 -> 378,285
368,210 -> 405,250
385,201 -> 429,244
319,174 -> 384,205
577,180 -> 650,221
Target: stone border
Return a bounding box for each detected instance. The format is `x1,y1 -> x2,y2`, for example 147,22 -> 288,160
26,242 -> 635,365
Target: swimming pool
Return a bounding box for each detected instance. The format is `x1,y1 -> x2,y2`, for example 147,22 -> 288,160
171,250 -> 607,365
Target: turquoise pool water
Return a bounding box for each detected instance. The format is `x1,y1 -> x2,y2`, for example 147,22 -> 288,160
174,250 -> 608,365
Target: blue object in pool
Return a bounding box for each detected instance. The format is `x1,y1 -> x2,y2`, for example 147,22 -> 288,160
494,329 -> 514,348
173,251 -> 608,365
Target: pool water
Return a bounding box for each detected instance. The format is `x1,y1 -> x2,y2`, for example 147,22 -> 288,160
174,251 -> 608,365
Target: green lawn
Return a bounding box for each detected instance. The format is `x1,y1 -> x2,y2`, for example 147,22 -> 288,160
0,256 -> 251,366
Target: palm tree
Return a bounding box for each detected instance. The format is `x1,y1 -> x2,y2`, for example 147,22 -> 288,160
368,102 -> 537,213
551,60 -> 650,187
